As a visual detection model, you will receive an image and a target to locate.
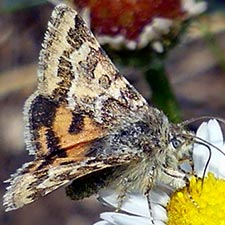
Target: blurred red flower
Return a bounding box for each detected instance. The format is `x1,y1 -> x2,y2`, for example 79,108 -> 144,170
74,0 -> 207,50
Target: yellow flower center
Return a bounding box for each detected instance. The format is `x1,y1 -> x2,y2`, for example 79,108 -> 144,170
166,173 -> 225,225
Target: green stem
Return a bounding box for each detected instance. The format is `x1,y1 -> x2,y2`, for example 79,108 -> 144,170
144,60 -> 181,123
0,0 -> 47,13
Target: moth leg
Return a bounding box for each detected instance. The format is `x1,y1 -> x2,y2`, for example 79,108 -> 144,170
144,190 -> 155,225
116,177 -> 131,212
178,158 -> 195,176
144,170 -> 156,225
178,159 -> 200,208
184,175 -> 201,209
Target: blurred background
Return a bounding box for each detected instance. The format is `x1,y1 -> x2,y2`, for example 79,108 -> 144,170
0,0 -> 225,224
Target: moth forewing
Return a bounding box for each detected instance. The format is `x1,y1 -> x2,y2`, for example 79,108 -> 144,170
3,3 -> 195,212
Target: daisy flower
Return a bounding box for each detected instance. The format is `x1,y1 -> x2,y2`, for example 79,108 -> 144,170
73,0 -> 207,51
94,119 -> 225,225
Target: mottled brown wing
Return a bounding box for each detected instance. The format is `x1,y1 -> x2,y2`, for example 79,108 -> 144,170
4,155 -> 133,211
25,3 -> 150,157
3,4 -> 149,211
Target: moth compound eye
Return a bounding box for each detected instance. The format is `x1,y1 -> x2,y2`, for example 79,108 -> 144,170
170,137 -> 182,149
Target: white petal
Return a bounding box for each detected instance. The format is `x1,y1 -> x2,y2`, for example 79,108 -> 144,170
182,0 -> 207,16
194,122 -> 209,176
93,221 -> 112,225
207,119 -> 223,145
194,119 -> 225,178
149,187 -> 170,205
99,189 -> 167,220
152,42 -> 164,53
100,212 -> 166,225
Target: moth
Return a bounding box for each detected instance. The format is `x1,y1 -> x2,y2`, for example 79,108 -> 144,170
3,4 -> 195,212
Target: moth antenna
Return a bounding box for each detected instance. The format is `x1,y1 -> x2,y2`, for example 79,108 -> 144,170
181,130 -> 225,191
190,135 -> 225,158
180,116 -> 225,127
189,132 -> 225,194
194,140 -> 212,189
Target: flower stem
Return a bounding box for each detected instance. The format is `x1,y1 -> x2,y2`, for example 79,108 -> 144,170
144,58 -> 181,123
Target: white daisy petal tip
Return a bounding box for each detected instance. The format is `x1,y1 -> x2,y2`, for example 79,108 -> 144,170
194,119 -> 225,178
195,119 -> 223,142
207,119 -> 223,143
93,221 -> 111,225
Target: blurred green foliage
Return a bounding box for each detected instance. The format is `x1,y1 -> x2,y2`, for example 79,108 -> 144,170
0,0 -> 47,13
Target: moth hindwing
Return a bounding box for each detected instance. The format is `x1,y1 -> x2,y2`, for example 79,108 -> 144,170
3,4 -> 194,212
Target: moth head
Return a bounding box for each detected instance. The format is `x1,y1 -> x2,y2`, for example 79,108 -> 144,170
168,117 -> 225,180
161,124 -> 194,174
146,123 -> 195,190
169,125 -> 194,161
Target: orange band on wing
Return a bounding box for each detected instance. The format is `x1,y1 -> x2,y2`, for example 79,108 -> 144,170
36,105 -> 105,159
